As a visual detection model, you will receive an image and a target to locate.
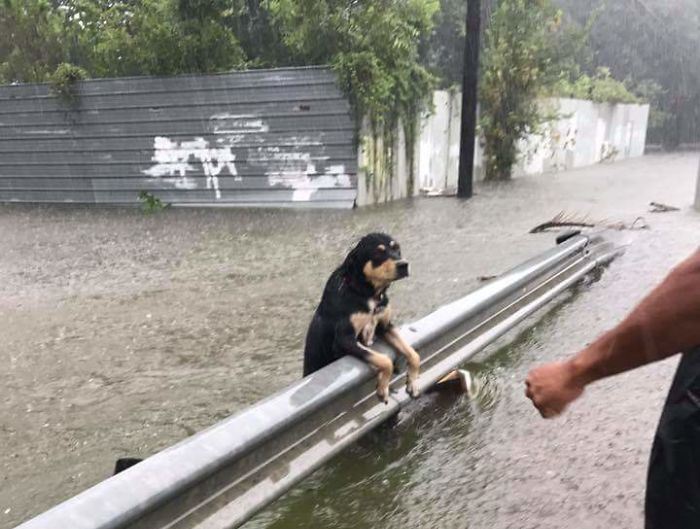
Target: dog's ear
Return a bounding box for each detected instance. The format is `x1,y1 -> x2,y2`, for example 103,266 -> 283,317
342,239 -> 364,275
342,245 -> 358,273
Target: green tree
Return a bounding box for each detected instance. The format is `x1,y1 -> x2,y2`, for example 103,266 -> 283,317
422,0 -> 466,88
2,0 -> 438,150
546,66 -> 640,104
1,0 -> 247,81
479,0 -> 564,181
554,0 -> 700,147
60,0 -> 245,77
227,0 -> 291,67
267,0 -> 439,130
175,0 -> 246,73
0,0 -> 66,83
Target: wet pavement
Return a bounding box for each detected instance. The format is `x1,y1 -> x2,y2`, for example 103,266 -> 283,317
1,152 -> 699,528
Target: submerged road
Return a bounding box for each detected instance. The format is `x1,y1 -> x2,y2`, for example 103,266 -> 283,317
1,153 -> 698,528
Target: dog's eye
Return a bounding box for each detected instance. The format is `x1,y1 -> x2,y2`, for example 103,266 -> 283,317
377,244 -> 386,253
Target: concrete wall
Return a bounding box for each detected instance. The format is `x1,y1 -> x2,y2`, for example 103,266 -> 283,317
356,94 -> 467,205
516,98 -> 650,179
357,91 -> 650,203
356,118 -> 412,206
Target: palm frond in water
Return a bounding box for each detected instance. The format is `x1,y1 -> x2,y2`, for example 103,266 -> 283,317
530,211 -> 649,233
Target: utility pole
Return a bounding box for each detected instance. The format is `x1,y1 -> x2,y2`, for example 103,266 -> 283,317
457,0 -> 481,198
694,157 -> 700,211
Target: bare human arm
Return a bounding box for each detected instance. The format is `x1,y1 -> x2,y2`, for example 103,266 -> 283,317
525,248 -> 700,418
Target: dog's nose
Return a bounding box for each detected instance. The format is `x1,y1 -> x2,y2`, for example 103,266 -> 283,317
395,260 -> 409,279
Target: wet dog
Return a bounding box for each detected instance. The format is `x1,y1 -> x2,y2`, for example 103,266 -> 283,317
303,233 -> 420,402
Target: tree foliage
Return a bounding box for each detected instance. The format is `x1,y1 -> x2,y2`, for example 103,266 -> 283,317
553,0 -> 700,146
0,0 -> 65,83
424,0 -> 700,149
268,0 -> 438,129
478,0 -> 565,181
1,0 -> 438,142
422,0 -> 466,89
423,0 -> 642,181
48,62 -> 88,104
547,67 -> 640,104
57,0 -> 245,77
3,0 -> 694,182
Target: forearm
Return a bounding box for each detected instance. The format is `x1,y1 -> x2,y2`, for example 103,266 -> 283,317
569,249 -> 700,385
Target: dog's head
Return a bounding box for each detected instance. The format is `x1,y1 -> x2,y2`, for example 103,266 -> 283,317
343,233 -> 408,290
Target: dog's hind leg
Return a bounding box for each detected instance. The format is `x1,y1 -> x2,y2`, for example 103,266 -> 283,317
381,325 -> 421,398
335,325 -> 393,403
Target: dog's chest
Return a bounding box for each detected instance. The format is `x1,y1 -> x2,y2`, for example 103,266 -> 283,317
351,298 -> 389,346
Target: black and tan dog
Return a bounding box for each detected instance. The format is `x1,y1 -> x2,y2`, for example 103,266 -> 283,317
303,233 -> 420,402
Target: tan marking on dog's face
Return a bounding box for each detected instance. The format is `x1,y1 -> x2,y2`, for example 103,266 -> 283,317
363,258 -> 398,289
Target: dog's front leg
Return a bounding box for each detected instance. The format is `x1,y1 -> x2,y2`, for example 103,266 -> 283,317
381,324 -> 421,398
359,343 -> 394,403
335,326 -> 393,403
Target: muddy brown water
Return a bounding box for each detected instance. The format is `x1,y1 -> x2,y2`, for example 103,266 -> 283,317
1,153 -> 699,528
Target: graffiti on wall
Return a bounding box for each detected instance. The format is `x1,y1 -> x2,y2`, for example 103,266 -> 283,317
142,113 -> 352,201
142,136 -> 238,199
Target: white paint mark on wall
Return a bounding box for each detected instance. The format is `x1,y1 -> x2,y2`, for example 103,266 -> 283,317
209,114 -> 269,135
142,136 -> 240,199
267,158 -> 351,201
142,113 -> 349,201
248,147 -> 329,165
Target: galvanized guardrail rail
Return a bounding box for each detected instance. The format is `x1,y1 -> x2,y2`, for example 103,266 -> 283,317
16,232 -> 623,529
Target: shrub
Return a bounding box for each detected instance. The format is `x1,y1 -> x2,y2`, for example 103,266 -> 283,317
48,63 -> 88,105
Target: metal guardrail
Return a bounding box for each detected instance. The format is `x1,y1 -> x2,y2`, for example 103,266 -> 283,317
16,232 -> 623,529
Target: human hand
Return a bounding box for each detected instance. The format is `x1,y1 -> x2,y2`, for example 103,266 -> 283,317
525,361 -> 585,418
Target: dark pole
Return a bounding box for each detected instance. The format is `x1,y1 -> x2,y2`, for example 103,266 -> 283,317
694,157 -> 700,211
457,0 -> 481,198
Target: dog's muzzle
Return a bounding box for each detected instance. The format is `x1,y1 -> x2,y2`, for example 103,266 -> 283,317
395,259 -> 409,279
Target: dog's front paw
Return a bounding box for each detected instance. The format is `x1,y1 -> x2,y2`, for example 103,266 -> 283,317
406,377 -> 420,399
376,384 -> 390,404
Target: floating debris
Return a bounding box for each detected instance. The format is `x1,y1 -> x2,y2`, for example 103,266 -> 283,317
649,201 -> 680,213
530,211 -> 649,233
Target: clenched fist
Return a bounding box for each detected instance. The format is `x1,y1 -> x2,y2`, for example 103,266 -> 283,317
525,361 -> 585,418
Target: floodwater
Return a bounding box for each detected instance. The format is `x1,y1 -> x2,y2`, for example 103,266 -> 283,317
1,153 -> 698,528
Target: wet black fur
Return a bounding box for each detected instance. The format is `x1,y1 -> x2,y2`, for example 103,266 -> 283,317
303,233 -> 404,376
